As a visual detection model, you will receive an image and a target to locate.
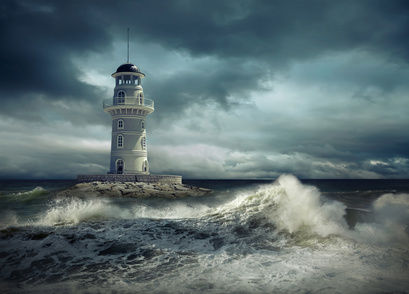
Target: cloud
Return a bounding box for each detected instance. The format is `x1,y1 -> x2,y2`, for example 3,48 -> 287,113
1,0 -> 409,179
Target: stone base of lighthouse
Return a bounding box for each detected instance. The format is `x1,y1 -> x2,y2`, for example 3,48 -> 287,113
77,174 -> 182,184
62,175 -> 210,199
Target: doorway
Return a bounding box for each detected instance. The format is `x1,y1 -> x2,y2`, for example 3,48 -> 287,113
116,159 -> 124,174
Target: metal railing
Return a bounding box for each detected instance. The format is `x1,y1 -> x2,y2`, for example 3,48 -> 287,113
103,97 -> 154,109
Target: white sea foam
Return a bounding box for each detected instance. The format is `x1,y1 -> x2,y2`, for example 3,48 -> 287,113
5,175 -> 408,248
270,174 -> 348,236
352,193 -> 409,244
210,174 -> 409,246
212,174 -> 348,239
0,211 -> 20,229
1,176 -> 409,294
130,201 -> 212,219
37,197 -> 133,226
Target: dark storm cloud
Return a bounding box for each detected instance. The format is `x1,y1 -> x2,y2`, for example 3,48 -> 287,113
2,0 -> 408,113
112,0 -> 409,63
0,0 -> 112,123
144,60 -> 268,123
1,0 -> 409,179
0,0 -> 112,91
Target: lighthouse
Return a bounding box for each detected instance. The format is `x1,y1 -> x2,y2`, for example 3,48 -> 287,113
77,36 -> 182,184
103,62 -> 154,174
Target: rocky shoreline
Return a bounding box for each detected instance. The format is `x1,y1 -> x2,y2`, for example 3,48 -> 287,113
57,181 -> 212,199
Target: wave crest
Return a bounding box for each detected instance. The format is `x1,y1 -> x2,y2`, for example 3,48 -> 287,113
13,186 -> 49,201
37,197 -> 132,226
213,174 -> 348,238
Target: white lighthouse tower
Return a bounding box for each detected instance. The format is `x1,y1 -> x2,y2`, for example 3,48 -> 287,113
103,62 -> 154,174
77,32 -> 181,184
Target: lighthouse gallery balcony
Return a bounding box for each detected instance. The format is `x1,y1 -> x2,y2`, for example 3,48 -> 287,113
103,97 -> 154,111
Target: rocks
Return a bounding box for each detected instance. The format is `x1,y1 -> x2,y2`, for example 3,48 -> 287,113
57,181 -> 212,199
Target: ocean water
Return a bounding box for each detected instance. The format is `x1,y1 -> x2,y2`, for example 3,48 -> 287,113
0,175 -> 409,294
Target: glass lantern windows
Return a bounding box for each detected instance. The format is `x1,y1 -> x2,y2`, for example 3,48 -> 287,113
116,75 -> 139,85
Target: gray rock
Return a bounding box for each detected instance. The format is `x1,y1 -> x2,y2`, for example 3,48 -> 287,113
57,182 -> 212,199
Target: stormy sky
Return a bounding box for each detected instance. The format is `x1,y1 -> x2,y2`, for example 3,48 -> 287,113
1,0 -> 409,179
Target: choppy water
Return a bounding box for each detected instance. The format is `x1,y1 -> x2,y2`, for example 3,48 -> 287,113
1,175 -> 409,293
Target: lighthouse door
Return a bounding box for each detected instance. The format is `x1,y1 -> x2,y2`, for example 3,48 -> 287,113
116,159 -> 124,174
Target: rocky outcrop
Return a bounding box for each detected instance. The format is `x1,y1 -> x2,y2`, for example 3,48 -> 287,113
57,181 -> 212,199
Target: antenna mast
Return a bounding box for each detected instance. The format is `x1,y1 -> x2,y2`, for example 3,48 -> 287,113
127,28 -> 130,63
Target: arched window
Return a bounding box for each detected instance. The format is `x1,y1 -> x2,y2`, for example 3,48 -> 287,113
118,119 -> 124,129
117,134 -> 123,148
117,91 -> 125,104
142,137 -> 146,150
141,120 -> 145,130
142,160 -> 148,172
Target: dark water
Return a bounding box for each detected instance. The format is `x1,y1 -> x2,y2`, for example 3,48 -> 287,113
1,175 -> 409,293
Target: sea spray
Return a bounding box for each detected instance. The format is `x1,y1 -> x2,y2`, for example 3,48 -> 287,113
211,175 -> 348,239
37,197 -> 132,226
351,193 -> 409,244
130,201 -> 212,219
1,177 -> 409,293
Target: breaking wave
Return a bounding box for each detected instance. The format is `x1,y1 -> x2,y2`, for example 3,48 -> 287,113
2,175 -> 408,246
1,175 -> 409,294
208,174 -> 409,246
37,197 -> 133,226
8,186 -> 49,201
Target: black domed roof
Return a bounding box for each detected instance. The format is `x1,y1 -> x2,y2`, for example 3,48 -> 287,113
115,63 -> 141,73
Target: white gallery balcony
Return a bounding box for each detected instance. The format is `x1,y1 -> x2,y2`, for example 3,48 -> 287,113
103,97 -> 154,111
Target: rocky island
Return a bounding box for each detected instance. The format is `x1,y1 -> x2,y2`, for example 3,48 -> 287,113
58,181 -> 212,199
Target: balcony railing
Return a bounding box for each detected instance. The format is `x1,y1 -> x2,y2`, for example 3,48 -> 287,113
103,97 -> 154,110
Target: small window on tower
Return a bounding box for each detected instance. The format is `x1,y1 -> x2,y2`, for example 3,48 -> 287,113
141,120 -> 145,130
117,134 -> 123,148
118,119 -> 124,129
142,137 -> 146,150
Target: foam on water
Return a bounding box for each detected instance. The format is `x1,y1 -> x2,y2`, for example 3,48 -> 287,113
2,175 -> 408,247
211,175 -> 347,240
130,201 -> 213,219
351,192 -> 409,244
1,175 -> 409,293
210,174 -> 409,246
36,197 -> 135,226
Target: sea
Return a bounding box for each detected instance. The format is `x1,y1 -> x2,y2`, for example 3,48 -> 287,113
1,174 -> 409,294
